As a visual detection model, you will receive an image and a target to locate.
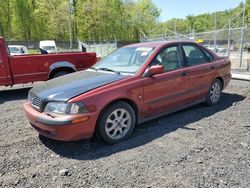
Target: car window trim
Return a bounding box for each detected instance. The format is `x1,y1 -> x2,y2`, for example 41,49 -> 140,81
199,46 -> 215,62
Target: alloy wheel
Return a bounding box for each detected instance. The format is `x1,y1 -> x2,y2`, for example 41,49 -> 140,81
105,108 -> 132,140
210,82 -> 221,104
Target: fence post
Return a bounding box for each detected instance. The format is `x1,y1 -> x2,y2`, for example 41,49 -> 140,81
239,1 -> 246,69
100,41 -> 103,58
227,21 -> 231,58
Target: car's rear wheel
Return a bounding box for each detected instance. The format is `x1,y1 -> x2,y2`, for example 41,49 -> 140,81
97,101 -> 136,144
205,79 -> 222,105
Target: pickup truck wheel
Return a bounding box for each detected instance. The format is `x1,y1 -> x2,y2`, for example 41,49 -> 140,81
97,102 -> 136,144
52,71 -> 71,78
205,79 -> 222,106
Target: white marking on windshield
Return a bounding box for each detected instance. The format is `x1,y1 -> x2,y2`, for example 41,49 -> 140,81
136,47 -> 153,52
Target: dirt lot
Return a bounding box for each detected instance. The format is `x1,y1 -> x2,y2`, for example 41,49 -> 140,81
0,80 -> 249,188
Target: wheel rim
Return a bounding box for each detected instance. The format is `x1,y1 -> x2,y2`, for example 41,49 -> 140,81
105,108 -> 132,140
210,82 -> 221,103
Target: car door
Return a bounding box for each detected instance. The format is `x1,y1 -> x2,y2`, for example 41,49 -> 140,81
141,45 -> 189,117
181,44 -> 217,102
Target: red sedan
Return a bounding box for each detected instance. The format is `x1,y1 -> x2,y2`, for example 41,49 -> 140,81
24,41 -> 231,144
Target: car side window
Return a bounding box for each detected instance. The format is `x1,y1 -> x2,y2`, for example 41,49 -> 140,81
183,45 -> 207,66
152,46 -> 181,72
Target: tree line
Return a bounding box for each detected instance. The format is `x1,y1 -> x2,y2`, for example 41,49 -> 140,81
0,0 -> 249,42
0,0 -> 160,41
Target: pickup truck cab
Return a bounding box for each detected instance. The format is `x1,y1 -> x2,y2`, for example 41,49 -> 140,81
0,37 -> 97,87
39,40 -> 57,54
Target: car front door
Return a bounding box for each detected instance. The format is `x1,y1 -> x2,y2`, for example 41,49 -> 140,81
181,44 -> 217,102
141,45 -> 189,118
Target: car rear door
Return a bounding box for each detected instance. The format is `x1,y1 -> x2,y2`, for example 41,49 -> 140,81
141,45 -> 189,117
181,44 -> 217,102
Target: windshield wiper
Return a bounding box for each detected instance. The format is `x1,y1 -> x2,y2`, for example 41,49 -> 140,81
97,68 -> 120,74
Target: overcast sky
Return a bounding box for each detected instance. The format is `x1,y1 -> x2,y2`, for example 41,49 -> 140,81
151,0 -> 244,21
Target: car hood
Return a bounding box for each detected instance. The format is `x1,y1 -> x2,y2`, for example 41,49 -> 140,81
29,69 -> 130,102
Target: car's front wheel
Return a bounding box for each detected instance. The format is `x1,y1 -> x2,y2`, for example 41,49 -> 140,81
97,101 -> 136,144
205,79 -> 222,105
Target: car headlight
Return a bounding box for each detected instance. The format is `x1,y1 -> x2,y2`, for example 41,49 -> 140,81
44,102 -> 88,115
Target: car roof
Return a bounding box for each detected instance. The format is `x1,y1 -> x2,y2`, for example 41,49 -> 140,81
125,40 -> 196,48
39,40 -> 56,46
8,45 -> 27,48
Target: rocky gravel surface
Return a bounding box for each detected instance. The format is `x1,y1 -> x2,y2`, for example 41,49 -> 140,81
0,80 -> 249,188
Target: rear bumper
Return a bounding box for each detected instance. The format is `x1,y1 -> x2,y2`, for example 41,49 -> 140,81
23,102 -> 99,141
223,73 -> 231,89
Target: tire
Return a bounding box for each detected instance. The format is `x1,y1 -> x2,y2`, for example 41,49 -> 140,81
205,79 -> 222,106
97,101 -> 136,144
52,71 -> 71,79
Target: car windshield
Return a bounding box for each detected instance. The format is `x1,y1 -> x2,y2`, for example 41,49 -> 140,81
42,46 -> 56,51
93,46 -> 155,74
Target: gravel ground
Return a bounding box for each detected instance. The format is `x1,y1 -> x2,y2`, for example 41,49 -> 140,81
0,80 -> 249,188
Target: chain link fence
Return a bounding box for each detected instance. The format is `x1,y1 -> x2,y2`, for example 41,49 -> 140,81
6,40 -> 118,57
6,41 -> 79,51
6,40 -> 137,58
7,29 -> 250,71
140,28 -> 250,71
194,28 -> 250,70
78,40 -> 118,58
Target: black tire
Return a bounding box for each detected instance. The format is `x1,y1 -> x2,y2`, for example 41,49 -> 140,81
97,101 -> 136,144
52,71 -> 71,78
205,79 -> 222,106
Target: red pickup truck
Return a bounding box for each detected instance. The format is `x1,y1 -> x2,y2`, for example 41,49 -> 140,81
0,37 -> 97,87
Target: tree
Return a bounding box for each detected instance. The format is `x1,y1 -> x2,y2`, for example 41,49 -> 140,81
0,0 -> 13,40
12,0 -> 36,40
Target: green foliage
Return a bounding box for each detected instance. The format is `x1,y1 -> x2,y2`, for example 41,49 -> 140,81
0,0 -> 160,41
0,0 -> 12,39
0,0 -> 248,41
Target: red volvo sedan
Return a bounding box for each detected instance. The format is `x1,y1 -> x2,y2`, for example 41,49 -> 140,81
24,41 -> 231,144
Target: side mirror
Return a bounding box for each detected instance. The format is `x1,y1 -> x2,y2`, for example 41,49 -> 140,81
143,65 -> 164,77
39,48 -> 48,54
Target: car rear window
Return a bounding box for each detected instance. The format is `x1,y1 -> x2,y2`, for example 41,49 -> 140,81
183,45 -> 207,66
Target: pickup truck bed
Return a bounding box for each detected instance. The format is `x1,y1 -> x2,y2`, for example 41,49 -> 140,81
0,37 -> 97,87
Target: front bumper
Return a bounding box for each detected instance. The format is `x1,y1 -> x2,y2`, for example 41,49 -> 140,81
23,102 -> 99,141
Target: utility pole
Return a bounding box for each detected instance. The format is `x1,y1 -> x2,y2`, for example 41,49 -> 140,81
189,26 -> 192,39
174,20 -> 177,40
214,11 -> 217,52
68,0 -> 73,49
73,0 -> 78,44
239,1 -> 246,69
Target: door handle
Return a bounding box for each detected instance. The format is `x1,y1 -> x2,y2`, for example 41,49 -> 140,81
210,65 -> 216,69
182,71 -> 188,76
